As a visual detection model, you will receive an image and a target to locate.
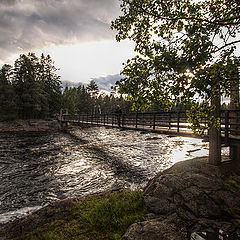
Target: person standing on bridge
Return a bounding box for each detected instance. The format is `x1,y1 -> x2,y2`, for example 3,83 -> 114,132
115,105 -> 122,128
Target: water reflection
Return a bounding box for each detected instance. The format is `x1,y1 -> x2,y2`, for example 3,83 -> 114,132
0,127 -> 212,223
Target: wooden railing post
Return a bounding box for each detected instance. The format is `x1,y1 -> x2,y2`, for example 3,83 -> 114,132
225,110 -> 229,144
153,113 -> 156,130
135,113 -> 138,129
122,114 -> 125,127
142,113 -> 145,129
177,111 -> 180,133
229,68 -> 240,162
168,112 -> 171,130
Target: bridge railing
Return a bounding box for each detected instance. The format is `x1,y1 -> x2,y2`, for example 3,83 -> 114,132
221,110 -> 240,142
61,110 -> 240,140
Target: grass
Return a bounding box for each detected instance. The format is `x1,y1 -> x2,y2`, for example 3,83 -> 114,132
219,177 -> 240,191
16,191 -> 147,240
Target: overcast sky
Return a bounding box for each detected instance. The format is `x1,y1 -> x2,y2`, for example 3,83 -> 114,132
0,0 -> 135,84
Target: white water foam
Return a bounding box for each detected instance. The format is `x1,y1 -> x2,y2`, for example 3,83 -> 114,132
0,206 -> 43,224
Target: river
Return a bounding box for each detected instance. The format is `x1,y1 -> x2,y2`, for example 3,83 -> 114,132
0,126 -> 214,224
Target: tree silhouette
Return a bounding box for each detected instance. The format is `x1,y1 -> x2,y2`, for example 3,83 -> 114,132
112,0 -> 240,165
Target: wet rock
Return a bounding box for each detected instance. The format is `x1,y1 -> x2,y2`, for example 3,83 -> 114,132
122,157 -> 240,239
121,218 -> 185,240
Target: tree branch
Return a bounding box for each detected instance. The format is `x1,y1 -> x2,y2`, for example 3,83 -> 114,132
138,6 -> 240,27
213,39 -> 240,53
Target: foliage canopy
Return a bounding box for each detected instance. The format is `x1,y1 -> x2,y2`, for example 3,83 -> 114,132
0,53 -> 62,120
111,0 -> 240,133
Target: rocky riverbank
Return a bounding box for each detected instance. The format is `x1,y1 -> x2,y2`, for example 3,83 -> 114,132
0,120 -> 60,132
1,157 -> 240,239
123,156 -> 240,239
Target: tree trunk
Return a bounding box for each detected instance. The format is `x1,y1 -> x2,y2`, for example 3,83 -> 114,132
230,68 -> 240,162
209,93 -> 221,165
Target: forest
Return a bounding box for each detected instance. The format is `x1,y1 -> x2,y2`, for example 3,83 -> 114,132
0,53 -> 132,121
0,51 -> 235,122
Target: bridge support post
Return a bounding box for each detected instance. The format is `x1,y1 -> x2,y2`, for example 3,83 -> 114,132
209,92 -> 221,165
224,111 -> 229,144
229,65 -> 240,163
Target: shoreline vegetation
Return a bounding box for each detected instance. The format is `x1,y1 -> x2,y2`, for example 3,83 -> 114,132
0,190 -> 146,240
1,157 -> 240,239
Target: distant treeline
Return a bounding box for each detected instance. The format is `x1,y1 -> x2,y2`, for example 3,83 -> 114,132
0,53 -> 132,121
62,80 -> 133,115
0,53 -> 231,121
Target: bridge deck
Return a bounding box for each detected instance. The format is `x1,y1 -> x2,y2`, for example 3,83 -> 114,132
60,110 -> 240,144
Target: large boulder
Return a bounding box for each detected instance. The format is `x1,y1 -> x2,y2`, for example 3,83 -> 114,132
122,216 -> 185,240
122,157 -> 240,239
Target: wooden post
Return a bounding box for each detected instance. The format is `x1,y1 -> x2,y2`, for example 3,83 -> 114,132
177,111 -> 180,133
229,67 -> 240,162
168,112 -> 171,130
122,114 -> 125,127
153,113 -> 156,130
209,93 -> 221,165
142,114 -> 144,128
135,113 -> 138,129
224,110 -> 229,144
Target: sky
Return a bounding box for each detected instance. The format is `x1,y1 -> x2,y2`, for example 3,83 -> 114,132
0,0 -> 135,84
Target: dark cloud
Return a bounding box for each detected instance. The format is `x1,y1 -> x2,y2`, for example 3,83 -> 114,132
0,0 -> 17,6
93,74 -> 123,91
61,74 -> 123,92
0,0 -> 120,62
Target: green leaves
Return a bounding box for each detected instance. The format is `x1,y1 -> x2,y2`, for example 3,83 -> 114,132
0,53 -> 62,120
112,0 -> 240,132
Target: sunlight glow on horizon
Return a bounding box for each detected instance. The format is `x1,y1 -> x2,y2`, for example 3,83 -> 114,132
3,40 -> 136,84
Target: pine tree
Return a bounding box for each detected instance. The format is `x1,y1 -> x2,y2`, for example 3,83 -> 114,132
0,64 -> 18,120
39,53 -> 62,118
86,80 -> 99,96
13,53 -> 48,119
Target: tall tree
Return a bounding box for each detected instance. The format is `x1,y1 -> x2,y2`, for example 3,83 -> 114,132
13,53 -> 44,119
112,0 -> 240,165
0,64 -> 18,120
11,52 -> 62,119
86,80 -> 99,96
39,53 -> 62,117
76,85 -> 93,114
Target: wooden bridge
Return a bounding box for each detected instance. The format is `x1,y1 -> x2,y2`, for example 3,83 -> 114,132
59,110 -> 240,144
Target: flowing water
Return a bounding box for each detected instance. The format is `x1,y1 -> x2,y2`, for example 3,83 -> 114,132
0,126 -> 213,224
